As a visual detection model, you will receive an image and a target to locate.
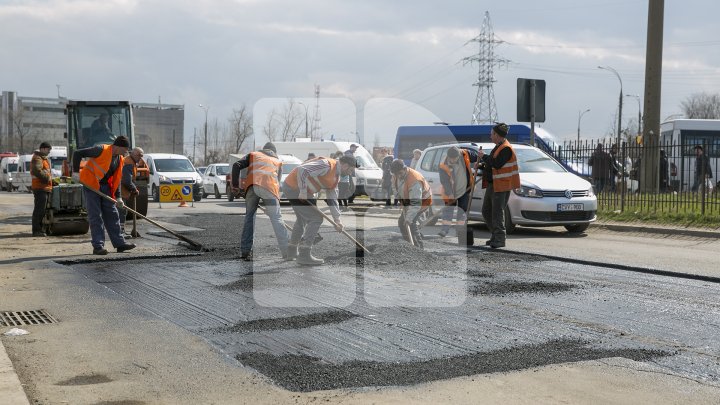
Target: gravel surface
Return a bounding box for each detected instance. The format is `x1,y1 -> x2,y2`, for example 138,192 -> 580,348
219,310 -> 357,333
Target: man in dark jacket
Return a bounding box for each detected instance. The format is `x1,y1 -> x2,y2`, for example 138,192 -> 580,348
30,142 -> 53,237
381,152 -> 396,207
692,145 -> 713,192
588,143 -> 613,193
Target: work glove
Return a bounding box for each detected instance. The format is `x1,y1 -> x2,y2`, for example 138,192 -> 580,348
333,219 -> 344,232
130,188 -> 139,197
115,198 -> 125,210
299,191 -> 308,201
71,172 -> 80,184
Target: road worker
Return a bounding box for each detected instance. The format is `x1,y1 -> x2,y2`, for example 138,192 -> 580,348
390,159 -> 431,249
72,136 -> 135,255
282,155 -> 356,265
30,141 -> 53,237
120,147 -> 145,235
438,146 -> 477,239
478,122 -> 520,249
231,142 -> 289,261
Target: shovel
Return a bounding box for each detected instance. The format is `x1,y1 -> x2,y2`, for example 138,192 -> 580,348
460,165 -> 481,247
310,203 -> 370,254
130,195 -> 140,238
81,182 -> 206,251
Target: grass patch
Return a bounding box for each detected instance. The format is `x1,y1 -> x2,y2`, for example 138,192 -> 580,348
598,206 -> 720,228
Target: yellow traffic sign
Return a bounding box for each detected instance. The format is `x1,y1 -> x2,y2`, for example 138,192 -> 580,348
159,184 -> 193,202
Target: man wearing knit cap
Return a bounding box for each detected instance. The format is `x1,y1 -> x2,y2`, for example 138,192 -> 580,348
30,141 -> 53,236
73,136 -> 136,255
231,142 -> 290,261
477,123 -> 520,249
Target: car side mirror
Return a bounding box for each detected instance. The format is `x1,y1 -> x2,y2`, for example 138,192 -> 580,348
2,169 -> 5,174
208,173 -> 215,177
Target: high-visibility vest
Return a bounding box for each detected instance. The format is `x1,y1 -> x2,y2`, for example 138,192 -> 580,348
396,168 -> 432,207
491,140 -> 521,192
120,156 -> 148,199
79,144 -> 123,199
284,158 -> 339,194
439,149 -> 472,202
31,153 -> 52,192
245,151 -> 282,198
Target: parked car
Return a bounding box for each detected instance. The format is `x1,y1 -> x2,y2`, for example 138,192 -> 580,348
196,166 -> 207,176
144,153 -> 204,202
225,153 -> 303,202
414,142 -> 597,233
201,163 -> 230,199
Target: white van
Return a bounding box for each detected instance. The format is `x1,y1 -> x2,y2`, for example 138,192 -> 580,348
272,141 -> 384,199
1,156 -> 19,191
144,153 -> 204,202
14,154 -> 34,192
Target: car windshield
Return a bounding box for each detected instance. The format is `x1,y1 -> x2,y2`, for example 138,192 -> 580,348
282,163 -> 299,174
155,158 -> 195,172
354,149 -> 379,169
516,148 -> 566,173
49,157 -> 64,171
215,165 -> 230,175
7,163 -> 18,172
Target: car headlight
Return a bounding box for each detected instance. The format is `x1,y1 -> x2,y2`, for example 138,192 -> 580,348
196,177 -> 203,184
355,178 -> 365,185
158,174 -> 169,182
513,186 -> 543,198
587,187 -> 595,197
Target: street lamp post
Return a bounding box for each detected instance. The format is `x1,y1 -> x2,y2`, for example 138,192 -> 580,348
598,66 -> 623,149
198,104 -> 209,165
298,102 -> 309,138
577,108 -> 590,144
625,94 -> 642,138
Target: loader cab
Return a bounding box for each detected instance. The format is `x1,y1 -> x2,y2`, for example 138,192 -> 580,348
65,101 -> 133,175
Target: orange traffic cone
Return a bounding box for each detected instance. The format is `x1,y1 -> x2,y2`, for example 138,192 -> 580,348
178,199 -> 189,207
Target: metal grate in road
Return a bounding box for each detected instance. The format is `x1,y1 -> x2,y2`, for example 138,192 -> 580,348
0,310 -> 57,326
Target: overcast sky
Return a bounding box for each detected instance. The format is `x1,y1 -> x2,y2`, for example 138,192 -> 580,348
2,0 -> 719,150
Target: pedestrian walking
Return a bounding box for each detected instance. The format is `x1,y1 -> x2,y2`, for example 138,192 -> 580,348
692,145 -> 713,193
588,143 -> 613,193
381,153 -> 396,207
72,136 -> 136,255
282,155 -> 356,265
437,146 -> 477,239
30,141 -> 53,237
478,123 -> 520,249
231,142 -> 290,261
390,159 -> 432,249
409,149 -> 422,169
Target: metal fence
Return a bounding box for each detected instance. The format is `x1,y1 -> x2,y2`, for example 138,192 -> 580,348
555,139 -> 720,216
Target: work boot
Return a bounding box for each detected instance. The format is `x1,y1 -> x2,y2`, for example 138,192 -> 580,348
241,251 -> 253,261
313,234 -> 324,244
285,244 -> 298,261
297,247 -> 324,266
93,247 -> 108,255
116,243 -> 136,253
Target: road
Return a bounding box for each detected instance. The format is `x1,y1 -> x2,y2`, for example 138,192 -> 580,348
1,192 -> 720,404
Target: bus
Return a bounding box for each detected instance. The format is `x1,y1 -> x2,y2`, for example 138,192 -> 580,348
660,119 -> 720,191
393,124 -> 586,177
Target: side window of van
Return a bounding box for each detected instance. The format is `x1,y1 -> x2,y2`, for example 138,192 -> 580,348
431,148 -> 447,172
146,157 -> 154,175
420,149 -> 436,171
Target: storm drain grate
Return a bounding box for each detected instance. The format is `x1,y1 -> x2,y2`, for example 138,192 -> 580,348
0,310 -> 57,326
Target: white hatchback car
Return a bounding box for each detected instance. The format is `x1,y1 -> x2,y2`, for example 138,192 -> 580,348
201,163 -> 230,199
415,142 -> 597,233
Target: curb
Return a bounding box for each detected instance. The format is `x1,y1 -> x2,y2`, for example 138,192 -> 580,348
0,337 -> 30,405
592,222 -> 720,239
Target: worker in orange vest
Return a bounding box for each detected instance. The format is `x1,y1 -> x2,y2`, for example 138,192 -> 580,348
120,147 -> 145,235
282,155 -> 356,265
390,159 -> 432,249
30,141 -> 53,237
438,146 -> 478,239
231,142 -> 289,261
477,123 -> 520,249
72,136 -> 136,255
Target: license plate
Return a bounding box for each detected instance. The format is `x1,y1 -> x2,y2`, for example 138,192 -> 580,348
557,203 -> 584,212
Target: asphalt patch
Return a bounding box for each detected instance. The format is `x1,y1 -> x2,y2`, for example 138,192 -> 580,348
219,310 -> 357,333
470,280 -> 577,296
237,339 -> 667,392
56,374 -> 113,386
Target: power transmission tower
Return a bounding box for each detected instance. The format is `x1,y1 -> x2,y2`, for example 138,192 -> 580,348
462,11 -> 508,124
311,84 -> 322,141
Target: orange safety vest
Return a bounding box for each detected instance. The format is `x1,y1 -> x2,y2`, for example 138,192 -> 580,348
245,151 -> 282,198
121,155 -> 147,199
491,140 -> 521,192
439,149 -> 472,202
80,144 -> 123,199
396,168 -> 432,207
284,158 -> 339,194
31,153 -> 52,192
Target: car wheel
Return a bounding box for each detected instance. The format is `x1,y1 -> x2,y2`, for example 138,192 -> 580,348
227,189 -> 235,202
194,190 -> 202,202
214,184 -> 221,199
504,206 -> 516,234
151,184 -> 159,202
7,182 -> 13,192
565,223 -> 589,233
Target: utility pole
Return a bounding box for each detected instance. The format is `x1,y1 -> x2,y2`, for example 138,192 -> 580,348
192,127 -> 197,165
640,0 -> 664,193
598,66 -> 623,152
577,108 -> 590,144
199,104 -> 209,165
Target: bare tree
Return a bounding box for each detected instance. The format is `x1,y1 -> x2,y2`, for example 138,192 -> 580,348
228,105 -> 253,154
261,100 -> 304,143
680,92 -> 720,119
9,108 -> 34,153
